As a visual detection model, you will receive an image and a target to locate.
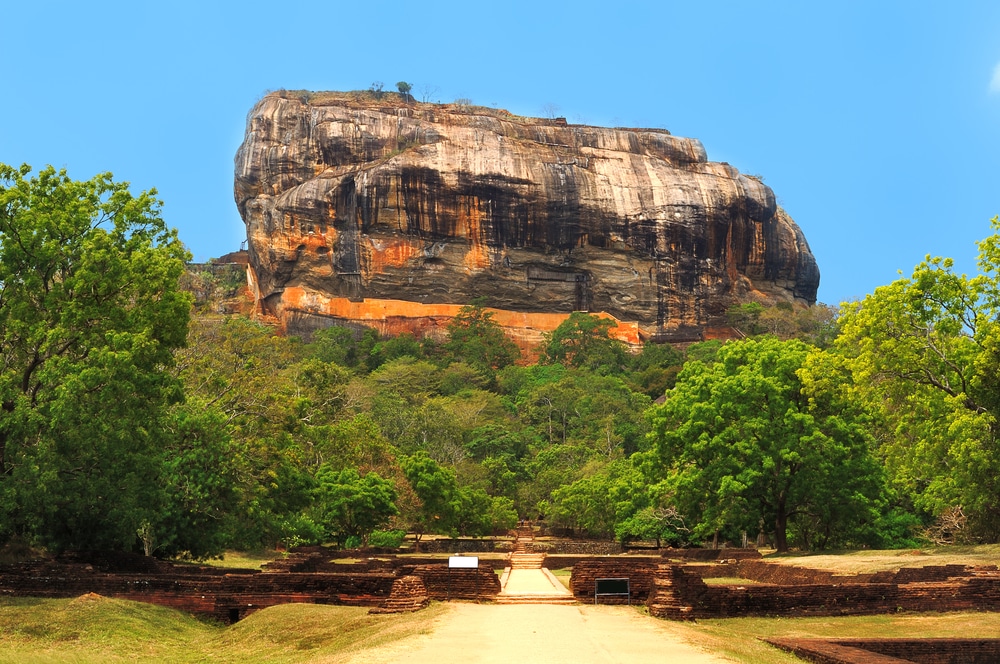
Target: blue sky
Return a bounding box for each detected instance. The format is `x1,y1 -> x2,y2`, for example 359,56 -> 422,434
4,1 -> 999,305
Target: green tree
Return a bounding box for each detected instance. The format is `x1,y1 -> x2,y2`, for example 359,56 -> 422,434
627,341 -> 685,398
522,372 -> 650,455
615,506 -> 690,548
726,302 -> 765,336
452,486 -> 516,536
546,459 -> 652,540
836,217 -> 1000,538
684,339 -> 723,364
396,81 -> 413,102
542,312 -> 628,372
648,337 -> 884,552
306,325 -> 363,368
154,405 -> 240,558
176,316 -> 313,548
313,467 -> 398,547
444,301 -> 520,383
0,164 -> 192,552
401,452 -> 459,542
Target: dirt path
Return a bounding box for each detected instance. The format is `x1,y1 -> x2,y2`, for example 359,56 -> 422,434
347,603 -> 731,663
499,568 -> 572,596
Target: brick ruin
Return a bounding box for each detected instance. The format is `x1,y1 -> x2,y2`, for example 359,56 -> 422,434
0,548 -> 498,623
647,560 -> 1000,620
3,544 -> 1000,663
568,558 -> 660,604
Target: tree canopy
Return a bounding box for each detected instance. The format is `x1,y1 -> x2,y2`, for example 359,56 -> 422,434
0,164 -> 192,552
647,336 -> 884,552
837,216 -> 1000,538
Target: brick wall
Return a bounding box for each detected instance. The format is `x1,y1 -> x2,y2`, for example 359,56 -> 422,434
409,563 -> 500,600
0,558 -> 395,623
647,563 -> 1000,620
767,637 -> 1000,664
569,559 -> 659,603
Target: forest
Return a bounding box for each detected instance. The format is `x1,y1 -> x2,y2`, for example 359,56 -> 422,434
1,163 -> 999,559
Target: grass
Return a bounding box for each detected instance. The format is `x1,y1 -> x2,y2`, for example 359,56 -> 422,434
674,611 -> 1000,664
7,545 -> 1000,662
194,549 -> 286,570
0,596 -> 446,663
764,543 -> 1000,574
549,568 -> 572,589
3,591 -> 999,663
701,577 -> 761,585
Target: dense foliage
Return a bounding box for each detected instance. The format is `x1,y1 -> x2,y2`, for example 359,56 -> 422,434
2,161 -> 997,556
0,164 -> 193,553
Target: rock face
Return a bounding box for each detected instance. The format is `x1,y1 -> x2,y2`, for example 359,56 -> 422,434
234,91 -> 819,343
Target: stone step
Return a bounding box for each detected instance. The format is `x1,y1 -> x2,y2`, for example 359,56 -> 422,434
495,594 -> 578,605
509,554 -> 546,570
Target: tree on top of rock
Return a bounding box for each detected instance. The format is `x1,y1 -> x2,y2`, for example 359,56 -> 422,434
396,81 -> 413,102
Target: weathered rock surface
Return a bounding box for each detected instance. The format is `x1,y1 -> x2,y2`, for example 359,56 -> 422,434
234,91 -> 819,342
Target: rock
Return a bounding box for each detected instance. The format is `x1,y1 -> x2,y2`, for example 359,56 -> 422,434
234,91 -> 819,343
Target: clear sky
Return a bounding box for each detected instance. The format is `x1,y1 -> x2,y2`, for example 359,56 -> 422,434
4,1 -> 999,305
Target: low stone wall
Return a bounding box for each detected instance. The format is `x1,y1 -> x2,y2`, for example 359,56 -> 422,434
0,559 -> 396,623
569,559 -> 659,604
0,551 -> 507,622
413,539 -> 508,554
535,541 -> 623,555
694,560 -> 994,585
648,563 -> 1000,620
767,637 -> 1000,664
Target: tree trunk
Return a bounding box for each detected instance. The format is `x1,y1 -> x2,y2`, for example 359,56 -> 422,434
774,508 -> 789,553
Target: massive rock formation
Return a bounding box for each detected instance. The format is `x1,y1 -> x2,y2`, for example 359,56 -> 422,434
234,91 -> 819,344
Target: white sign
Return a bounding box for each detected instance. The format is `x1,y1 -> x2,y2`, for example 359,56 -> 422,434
448,556 -> 479,568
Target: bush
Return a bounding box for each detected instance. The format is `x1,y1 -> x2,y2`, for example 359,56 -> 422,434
368,529 -> 407,548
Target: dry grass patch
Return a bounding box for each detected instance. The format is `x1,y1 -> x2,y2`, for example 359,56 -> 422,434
676,611 -> 1000,664
0,596 -> 447,664
203,602 -> 447,663
701,577 -> 761,585
766,544 -> 1000,574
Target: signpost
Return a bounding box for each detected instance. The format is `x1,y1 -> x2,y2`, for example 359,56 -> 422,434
594,577 -> 631,605
448,556 -> 480,568
447,556 -> 480,600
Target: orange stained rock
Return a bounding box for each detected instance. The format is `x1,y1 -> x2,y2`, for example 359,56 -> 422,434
276,287 -> 642,349
459,197 -> 491,271
363,236 -> 423,277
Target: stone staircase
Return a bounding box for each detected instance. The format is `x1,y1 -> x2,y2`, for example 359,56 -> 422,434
494,589 -> 578,605
496,525 -> 577,605
509,525 -> 545,569
509,553 -> 547,569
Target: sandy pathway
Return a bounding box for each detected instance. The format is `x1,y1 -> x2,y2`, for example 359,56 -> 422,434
499,568 -> 572,596
348,603 -> 730,663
